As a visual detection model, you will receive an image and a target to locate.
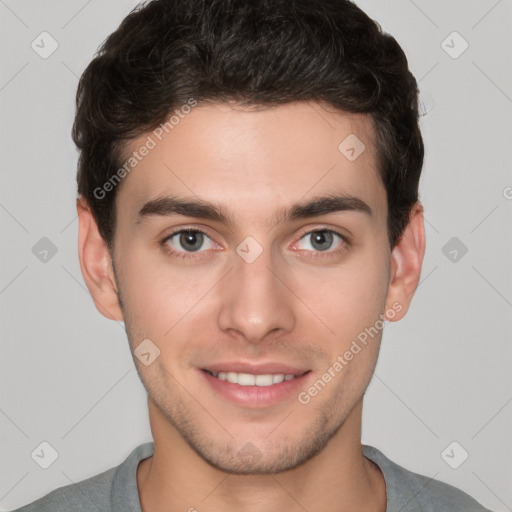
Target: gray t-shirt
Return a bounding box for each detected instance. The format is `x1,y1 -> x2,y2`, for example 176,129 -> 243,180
10,442 -> 492,511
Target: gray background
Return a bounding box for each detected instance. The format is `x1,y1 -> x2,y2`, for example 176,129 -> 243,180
0,0 -> 511,510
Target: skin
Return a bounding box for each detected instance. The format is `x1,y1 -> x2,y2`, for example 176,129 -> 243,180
77,100 -> 425,512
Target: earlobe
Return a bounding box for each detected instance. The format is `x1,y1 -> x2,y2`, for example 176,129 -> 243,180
385,202 -> 426,321
76,197 -> 124,322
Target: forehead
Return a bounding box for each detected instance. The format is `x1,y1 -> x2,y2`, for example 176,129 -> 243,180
115,101 -> 386,226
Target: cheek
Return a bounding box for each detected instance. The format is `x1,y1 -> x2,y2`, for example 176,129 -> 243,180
117,246 -> 219,336
291,249 -> 390,336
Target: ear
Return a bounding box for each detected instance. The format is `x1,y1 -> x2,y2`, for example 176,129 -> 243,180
384,202 -> 426,321
76,197 -> 123,321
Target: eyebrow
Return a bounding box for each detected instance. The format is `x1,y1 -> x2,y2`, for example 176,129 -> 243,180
136,193 -> 373,227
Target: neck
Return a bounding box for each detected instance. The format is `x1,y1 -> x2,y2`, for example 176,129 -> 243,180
137,399 -> 387,512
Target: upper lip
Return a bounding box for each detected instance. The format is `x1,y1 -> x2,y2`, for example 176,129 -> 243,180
201,362 -> 310,376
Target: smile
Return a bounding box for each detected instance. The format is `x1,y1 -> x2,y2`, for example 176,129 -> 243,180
203,370 -> 305,386
200,368 -> 313,407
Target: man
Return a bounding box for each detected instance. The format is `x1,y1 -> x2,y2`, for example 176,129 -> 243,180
12,0 -> 492,510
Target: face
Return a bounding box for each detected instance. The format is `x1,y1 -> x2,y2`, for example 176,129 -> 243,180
89,101 -> 409,474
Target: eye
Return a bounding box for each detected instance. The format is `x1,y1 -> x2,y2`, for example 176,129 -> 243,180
161,228 -> 216,259
294,229 -> 347,254
160,227 -> 348,261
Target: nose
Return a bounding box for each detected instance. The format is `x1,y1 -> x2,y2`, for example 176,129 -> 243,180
217,244 -> 296,344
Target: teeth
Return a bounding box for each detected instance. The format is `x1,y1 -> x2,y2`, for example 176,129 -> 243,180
209,371 -> 297,386
272,374 -> 284,384
238,373 -> 256,386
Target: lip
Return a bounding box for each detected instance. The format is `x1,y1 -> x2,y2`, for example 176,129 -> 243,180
201,361 -> 310,376
198,366 -> 313,408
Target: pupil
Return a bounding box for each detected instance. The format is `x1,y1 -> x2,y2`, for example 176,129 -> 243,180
311,231 -> 333,251
180,231 -> 203,252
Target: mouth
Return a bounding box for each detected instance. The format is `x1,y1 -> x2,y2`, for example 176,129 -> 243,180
199,367 -> 313,408
202,369 -> 310,387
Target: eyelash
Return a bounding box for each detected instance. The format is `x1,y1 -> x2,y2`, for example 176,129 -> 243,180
160,226 -> 349,261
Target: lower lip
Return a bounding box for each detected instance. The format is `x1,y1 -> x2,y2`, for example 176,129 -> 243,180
199,369 -> 312,408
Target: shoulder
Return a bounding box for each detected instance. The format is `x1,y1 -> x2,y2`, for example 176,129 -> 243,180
8,442 -> 154,512
362,444 -> 493,512
7,467 -> 116,512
